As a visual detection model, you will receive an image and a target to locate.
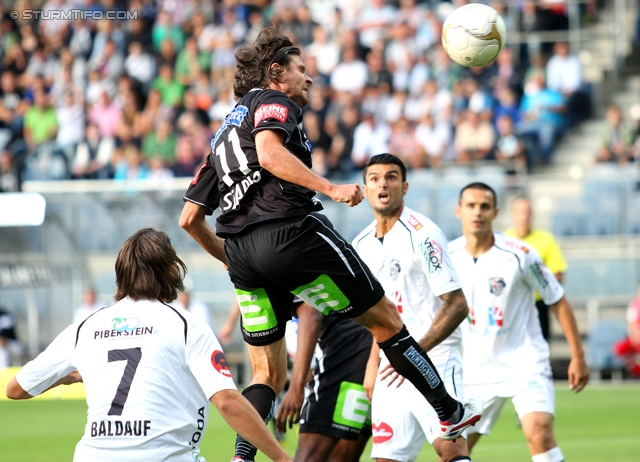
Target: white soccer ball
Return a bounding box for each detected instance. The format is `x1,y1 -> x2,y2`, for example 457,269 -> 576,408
441,3 -> 507,68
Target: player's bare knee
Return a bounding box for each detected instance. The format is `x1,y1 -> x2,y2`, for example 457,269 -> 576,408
434,438 -> 469,462
526,425 -> 555,451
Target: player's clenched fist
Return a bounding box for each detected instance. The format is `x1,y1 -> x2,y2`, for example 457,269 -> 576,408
331,183 -> 363,207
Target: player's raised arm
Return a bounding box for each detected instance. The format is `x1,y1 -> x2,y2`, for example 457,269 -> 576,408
255,129 -> 363,207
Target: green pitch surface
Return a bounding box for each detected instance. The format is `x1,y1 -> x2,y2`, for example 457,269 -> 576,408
1,385 -> 639,461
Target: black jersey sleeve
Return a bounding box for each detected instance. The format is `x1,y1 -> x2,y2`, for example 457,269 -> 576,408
183,154 -> 222,214
250,91 -> 301,143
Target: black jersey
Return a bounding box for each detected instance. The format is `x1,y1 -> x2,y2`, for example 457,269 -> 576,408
184,88 -> 323,237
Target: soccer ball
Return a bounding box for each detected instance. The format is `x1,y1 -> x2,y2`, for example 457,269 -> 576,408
441,3 -> 507,68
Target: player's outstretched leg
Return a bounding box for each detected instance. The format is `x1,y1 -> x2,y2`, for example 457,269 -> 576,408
354,296 -> 482,440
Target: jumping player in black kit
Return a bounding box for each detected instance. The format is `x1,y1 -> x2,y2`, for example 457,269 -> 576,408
179,26 -> 481,462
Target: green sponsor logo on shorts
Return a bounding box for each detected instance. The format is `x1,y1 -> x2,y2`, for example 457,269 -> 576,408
333,381 -> 370,429
235,288 -> 277,333
292,274 -> 351,315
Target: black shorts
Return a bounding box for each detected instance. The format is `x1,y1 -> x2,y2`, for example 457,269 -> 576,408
224,213 -> 385,346
299,318 -> 373,440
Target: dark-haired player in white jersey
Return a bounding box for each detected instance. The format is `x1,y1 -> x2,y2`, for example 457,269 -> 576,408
179,25 -> 481,462
353,154 -> 479,462
448,183 -> 589,462
6,228 -> 292,462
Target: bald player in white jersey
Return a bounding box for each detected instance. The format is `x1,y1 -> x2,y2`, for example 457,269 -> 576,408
352,154 -> 481,462
448,183 -> 589,462
6,228 -> 292,462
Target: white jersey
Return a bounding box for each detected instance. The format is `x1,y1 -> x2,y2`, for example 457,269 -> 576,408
352,207 -> 462,351
16,297 -> 236,461
448,233 -> 564,393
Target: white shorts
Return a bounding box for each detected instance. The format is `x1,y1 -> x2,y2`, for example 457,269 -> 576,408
463,372 -> 555,436
371,347 -> 463,462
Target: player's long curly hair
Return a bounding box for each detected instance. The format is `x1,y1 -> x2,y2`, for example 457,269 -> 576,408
114,228 -> 186,303
233,25 -> 300,100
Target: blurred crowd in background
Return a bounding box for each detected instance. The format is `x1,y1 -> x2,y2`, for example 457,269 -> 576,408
0,0 -> 637,193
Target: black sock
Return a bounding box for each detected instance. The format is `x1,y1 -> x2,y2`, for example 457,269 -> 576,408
234,384 -> 276,461
378,325 -> 459,421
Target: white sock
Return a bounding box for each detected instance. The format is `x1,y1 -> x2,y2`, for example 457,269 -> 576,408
531,447 -> 564,462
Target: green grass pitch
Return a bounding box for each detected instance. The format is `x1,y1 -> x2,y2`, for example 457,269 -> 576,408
1,385 -> 639,461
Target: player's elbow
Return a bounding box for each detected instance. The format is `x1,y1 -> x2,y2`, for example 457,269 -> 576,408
256,148 -> 278,172
179,202 -> 204,233
211,389 -> 243,418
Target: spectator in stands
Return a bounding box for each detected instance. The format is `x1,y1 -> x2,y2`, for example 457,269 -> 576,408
125,17 -> 153,54
85,69 -> 115,107
492,46 -> 523,99
88,90 -> 121,139
330,45 -> 368,96
0,70 -> 26,149
133,88 -> 173,139
51,64 -> 84,107
387,116 -> 422,168
113,144 -> 149,180
208,86 -> 236,123
385,88 -> 408,123
152,10 -> 184,53
613,282 -> 640,377
596,104 -> 635,164
463,77 -> 493,122
147,156 -> 175,183
454,109 -> 495,165
23,89 -> 57,152
55,90 -> 84,165
324,102 -> 359,178
72,288 -> 102,323
2,43 -> 28,85
414,112 -> 453,170
0,149 -> 20,192
174,37 -> 205,87
493,86 -> 521,128
504,197 -> 568,342
157,38 -> 177,70
494,114 -> 527,184
72,122 -> 115,180
291,5 -> 317,47
302,110 -> 331,176
152,64 -> 184,109
141,118 -> 177,170
305,25 -> 340,77
356,0 -> 396,51
516,73 -> 566,166
415,78 -> 453,124
351,111 -> 390,169
125,41 -> 156,88
89,38 -> 125,84
546,42 -> 588,127
385,21 -> 419,92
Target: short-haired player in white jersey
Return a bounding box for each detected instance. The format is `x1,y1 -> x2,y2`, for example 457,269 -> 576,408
6,228 -> 292,462
352,154 -> 482,462
448,183 -> 589,462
